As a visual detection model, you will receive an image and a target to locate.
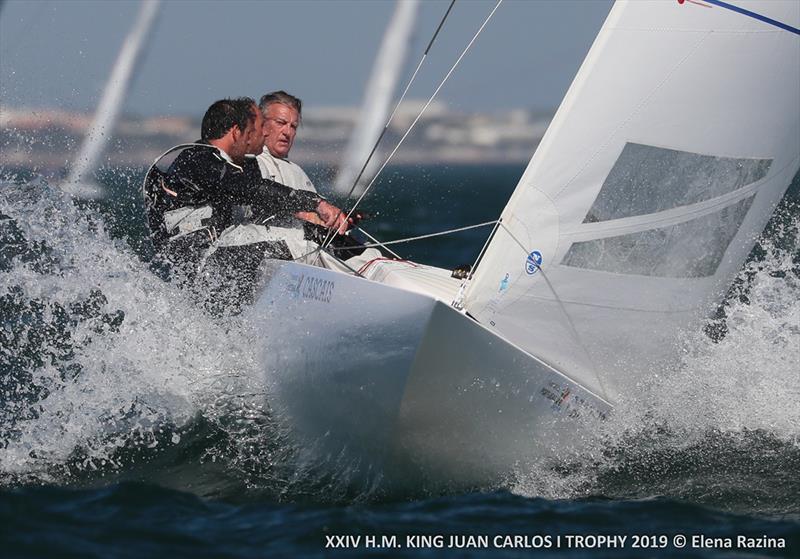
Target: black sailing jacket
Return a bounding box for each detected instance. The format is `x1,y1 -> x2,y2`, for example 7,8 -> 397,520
145,143 -> 319,257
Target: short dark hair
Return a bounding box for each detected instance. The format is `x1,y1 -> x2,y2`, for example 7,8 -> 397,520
259,90 -> 302,122
201,97 -> 257,141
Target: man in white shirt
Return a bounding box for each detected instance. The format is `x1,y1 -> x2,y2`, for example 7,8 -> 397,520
255,91 -> 380,272
256,91 -> 320,223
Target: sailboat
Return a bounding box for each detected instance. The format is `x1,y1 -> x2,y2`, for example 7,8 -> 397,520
62,0 -> 160,198
334,0 -> 420,197
247,0 -> 799,488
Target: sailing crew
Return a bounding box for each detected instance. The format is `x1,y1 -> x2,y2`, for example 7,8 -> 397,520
143,97 -> 348,312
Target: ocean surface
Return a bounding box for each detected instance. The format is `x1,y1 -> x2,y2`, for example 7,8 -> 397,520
1,163 -> 798,558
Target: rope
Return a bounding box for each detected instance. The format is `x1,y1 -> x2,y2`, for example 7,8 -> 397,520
288,224 -> 395,264
293,240 -> 365,277
352,226 -> 402,259
321,0 -> 504,253
340,0 -> 457,202
495,221 -> 611,402
468,217 -> 502,280
327,220 -> 498,251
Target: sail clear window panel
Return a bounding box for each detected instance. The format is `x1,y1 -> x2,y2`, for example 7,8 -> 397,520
562,196 -> 755,278
582,143 -> 771,223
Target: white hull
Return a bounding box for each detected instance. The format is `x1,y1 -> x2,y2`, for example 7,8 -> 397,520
248,261 -> 611,490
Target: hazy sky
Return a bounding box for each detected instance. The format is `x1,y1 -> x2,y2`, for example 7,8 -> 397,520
0,0 -> 613,117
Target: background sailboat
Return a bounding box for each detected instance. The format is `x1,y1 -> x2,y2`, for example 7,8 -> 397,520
61,0 -> 160,199
333,0 -> 419,198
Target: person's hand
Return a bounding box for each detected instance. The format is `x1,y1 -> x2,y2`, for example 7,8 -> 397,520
294,210 -> 326,226
316,200 -> 349,234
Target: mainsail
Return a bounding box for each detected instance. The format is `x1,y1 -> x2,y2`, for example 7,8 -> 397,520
63,0 -> 161,198
465,0 -> 800,400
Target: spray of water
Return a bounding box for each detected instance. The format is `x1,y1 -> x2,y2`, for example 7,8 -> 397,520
511,199 -> 800,515
0,177 -> 378,502
0,179 -> 269,488
2,173 -> 797,510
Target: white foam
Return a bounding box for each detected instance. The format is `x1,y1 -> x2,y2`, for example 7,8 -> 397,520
0,180 -> 265,480
512,204 -> 800,499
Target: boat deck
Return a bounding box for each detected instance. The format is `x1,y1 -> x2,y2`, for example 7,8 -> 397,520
359,259 -> 463,304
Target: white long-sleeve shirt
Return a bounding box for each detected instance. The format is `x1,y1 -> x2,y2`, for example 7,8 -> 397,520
250,148 -> 318,250
254,148 -> 317,193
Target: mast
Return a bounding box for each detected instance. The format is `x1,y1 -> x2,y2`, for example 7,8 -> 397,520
63,0 -> 161,198
333,0 -> 419,197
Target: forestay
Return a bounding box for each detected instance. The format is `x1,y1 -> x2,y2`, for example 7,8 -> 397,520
465,0 -> 800,401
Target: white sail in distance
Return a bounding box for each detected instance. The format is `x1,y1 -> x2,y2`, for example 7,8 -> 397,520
63,0 -> 161,198
334,0 -> 419,197
465,0 -> 800,401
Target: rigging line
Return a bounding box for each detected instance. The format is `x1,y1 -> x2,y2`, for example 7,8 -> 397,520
344,0 -> 503,219
329,0 -> 503,248
288,232 -> 365,276
496,221 -> 611,402
327,220 -> 498,251
468,217 -> 502,280
340,0 -> 458,203
450,217 -> 502,310
286,222 -> 404,266
423,0 -> 457,55
290,235 -> 343,264
321,0 -> 504,253
287,223 -> 401,263
352,226 -> 403,259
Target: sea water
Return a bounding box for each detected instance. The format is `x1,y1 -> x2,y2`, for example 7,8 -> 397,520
0,165 -> 798,558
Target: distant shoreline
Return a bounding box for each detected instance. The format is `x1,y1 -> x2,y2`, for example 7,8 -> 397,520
0,103 -> 551,172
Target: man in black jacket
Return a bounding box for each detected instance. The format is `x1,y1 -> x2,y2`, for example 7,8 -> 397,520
144,97 -> 347,313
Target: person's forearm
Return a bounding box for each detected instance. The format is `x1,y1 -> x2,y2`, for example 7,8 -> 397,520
246,178 -> 322,215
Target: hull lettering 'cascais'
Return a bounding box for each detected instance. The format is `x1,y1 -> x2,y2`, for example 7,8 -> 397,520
287,273 -> 335,303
